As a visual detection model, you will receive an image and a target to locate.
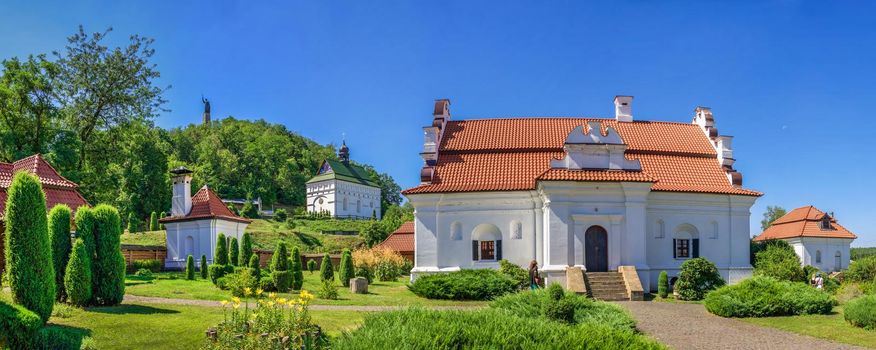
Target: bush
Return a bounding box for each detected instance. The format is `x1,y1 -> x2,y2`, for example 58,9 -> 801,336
149,211 -> 159,231
338,249 -> 355,287
239,232 -> 253,266
224,269 -> 260,297
201,255 -> 208,279
499,260 -> 528,290
49,204 -> 73,301
320,253 -> 334,282
847,256 -> 876,282
185,255 -> 195,280
258,277 -> 276,292
543,284 -> 574,323
491,289 -> 636,330
318,280 -> 339,300
307,259 -> 317,274
248,255 -> 261,279
272,270 -> 292,293
129,259 -> 162,273
352,247 -> 405,281
754,243 -> 805,282
228,237 -> 239,267
127,212 -> 138,233
409,269 -> 517,300
241,198 -> 260,219
134,269 -> 153,279
273,208 -> 288,222
159,212 -> 166,230
674,257 -> 725,301
91,205 -> 126,306
0,299 -> 43,348
290,247 -> 304,290
215,233 -> 228,265
73,206 -> 96,268
284,218 -> 296,229
704,276 -> 835,317
271,242 -> 289,271
657,271 -> 669,298
844,295 -> 876,330
355,266 -> 373,284
4,172 -> 55,323
64,239 -> 92,307
547,283 -> 564,301
210,265 -> 228,285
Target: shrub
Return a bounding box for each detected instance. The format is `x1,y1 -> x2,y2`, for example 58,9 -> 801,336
352,247 -> 404,281
547,283 -> 564,301
159,212 -> 166,230
704,276 -> 835,317
127,212 -> 138,233
307,259 -> 317,274
836,283 -> 867,304
338,250 -> 355,287
657,271 -> 669,298
272,270 -> 292,293
149,211 -> 159,231
134,269 -> 153,279
49,204 -> 73,301
290,247 -> 304,290
284,218 -> 296,229
210,265 -> 228,285
317,280 -> 339,300
91,205 -> 126,306
228,237 -> 239,267
215,233 -> 228,265
273,208 -> 288,222
0,300 -> 42,349
491,289 -> 636,330
320,253 -> 334,282
271,242 -> 289,271
201,255 -> 208,279
409,269 -> 517,300
4,172 -> 55,322
73,206 -> 96,266
499,259 -> 528,290
64,239 -> 92,307
129,259 -> 162,273
674,257 -> 725,301
241,198 -> 260,219
847,256 -> 876,282
844,295 -> 876,330
239,232 -> 253,266
205,291 -> 324,349
186,255 -> 195,280
259,277 -> 276,292
248,255 -> 261,279
754,243 -> 805,282
355,266 -> 373,284
224,269 -> 260,297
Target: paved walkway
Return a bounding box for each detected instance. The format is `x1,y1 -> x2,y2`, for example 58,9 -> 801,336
618,301 -> 866,350
123,294 -> 481,311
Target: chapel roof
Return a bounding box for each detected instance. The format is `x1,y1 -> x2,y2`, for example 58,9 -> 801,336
159,185 -> 252,224
306,159 -> 379,187
0,154 -> 89,220
375,221 -> 414,253
753,205 -> 857,241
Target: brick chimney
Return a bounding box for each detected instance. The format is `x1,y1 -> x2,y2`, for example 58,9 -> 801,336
614,96 -> 633,122
420,99 -> 450,184
170,166 -> 193,216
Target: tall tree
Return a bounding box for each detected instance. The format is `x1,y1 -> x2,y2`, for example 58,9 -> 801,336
0,55 -> 61,161
116,122 -> 170,221
760,206 -> 787,231
49,204 -> 73,301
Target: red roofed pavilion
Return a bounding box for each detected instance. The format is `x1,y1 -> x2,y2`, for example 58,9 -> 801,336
754,205 -> 856,272
376,221 -> 414,262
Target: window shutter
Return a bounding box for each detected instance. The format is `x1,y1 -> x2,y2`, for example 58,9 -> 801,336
472,240 -> 479,261
693,239 -> 700,258
496,240 -> 503,261
672,239 -> 677,259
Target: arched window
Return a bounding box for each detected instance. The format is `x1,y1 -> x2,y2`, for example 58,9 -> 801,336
815,250 -> 822,264
471,224 -> 502,261
510,221 -> 523,240
673,224 -> 700,259
655,220 -> 665,239
450,222 -> 462,241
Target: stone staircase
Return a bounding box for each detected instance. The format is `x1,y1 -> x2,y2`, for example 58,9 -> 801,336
584,272 -> 629,301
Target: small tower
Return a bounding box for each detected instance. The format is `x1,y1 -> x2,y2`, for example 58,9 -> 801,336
170,166 -> 193,216
339,141 -> 350,163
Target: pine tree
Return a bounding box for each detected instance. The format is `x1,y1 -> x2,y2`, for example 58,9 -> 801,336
74,206 -> 96,296
49,204 -> 73,301
4,172 -> 55,322
239,232 -> 253,266
159,212 -> 166,230
200,255 -> 208,279
92,205 -> 125,306
320,253 -> 334,282
127,212 -> 138,233
228,237 -> 240,267
64,239 -> 92,307
339,249 -> 355,287
271,242 -> 291,292
149,211 -> 159,231
186,255 -> 195,280
215,233 -> 228,265
307,259 -> 317,274
249,255 -> 261,279
290,246 -> 304,290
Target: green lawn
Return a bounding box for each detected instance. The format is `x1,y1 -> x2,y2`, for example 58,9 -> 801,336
741,306 -> 876,349
125,271 -> 486,307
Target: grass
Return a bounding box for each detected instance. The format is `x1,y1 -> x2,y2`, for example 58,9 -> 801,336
125,271 -> 486,307
741,306 -> 876,349
120,230 -> 166,247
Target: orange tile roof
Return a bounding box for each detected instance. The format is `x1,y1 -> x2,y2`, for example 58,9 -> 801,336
754,206 -> 857,241
0,154 -> 89,220
160,185 -> 251,224
404,117 -> 761,196
376,221 -> 414,253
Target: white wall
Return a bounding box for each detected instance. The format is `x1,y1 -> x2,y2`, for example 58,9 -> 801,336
306,179 -> 382,219
165,219 -> 248,269
786,237 -> 852,273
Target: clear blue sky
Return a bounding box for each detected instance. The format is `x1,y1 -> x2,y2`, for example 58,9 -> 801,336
2,1 -> 873,246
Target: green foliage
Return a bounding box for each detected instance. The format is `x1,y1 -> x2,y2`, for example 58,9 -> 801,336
0,55 -> 61,163
320,253 -> 334,282
847,255 -> 876,282
379,204 -> 414,234
317,280 -> 339,300
339,249 -> 355,287
498,259 -> 528,290
307,259 -> 317,274
658,271 -> 669,298
200,255 -> 208,279
4,172 -> 55,322
238,232 -> 253,266
290,247 -> 304,290
159,212 -> 166,230
361,219 -> 387,248
91,204 -> 125,306
227,237 -> 239,267
241,198 -> 260,219
355,266 -> 373,283
127,212 -> 139,233
49,204 -> 73,301
836,283 -> 868,304
227,204 -> 239,216
259,276 -> 276,292
185,255 -> 195,280
273,208 -> 287,222
704,276 -> 836,317
491,289 -> 636,330
64,239 -> 92,306
409,269 -> 517,300
283,218 -> 296,229
271,242 -> 289,271
543,297 -> 575,323
224,269 -> 261,297
547,283 -> 564,301
272,270 -> 292,293
674,257 -> 725,301
209,265 -> 227,285
129,259 -> 161,273
73,207 -> 96,267
0,300 -> 43,349
214,233 -> 228,265
149,212 -> 158,231
248,255 -> 260,279
844,295 -> 876,330
760,205 -> 787,231
754,243 -> 805,282
851,247 -> 876,261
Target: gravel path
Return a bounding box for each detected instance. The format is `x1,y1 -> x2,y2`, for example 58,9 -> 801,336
123,294 -> 481,311
617,301 -> 867,350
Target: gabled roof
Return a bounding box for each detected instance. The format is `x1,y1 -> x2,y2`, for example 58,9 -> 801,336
403,118 -> 761,196
754,206 -> 857,241
306,159 -> 379,187
0,154 -> 89,220
159,185 -> 251,224
376,221 -> 414,253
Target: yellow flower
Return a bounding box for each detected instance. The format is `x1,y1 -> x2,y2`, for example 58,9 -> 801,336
255,288 -> 264,296
268,292 -> 277,299
299,290 -> 314,302
244,287 -> 252,296
267,301 -> 275,307
233,303 -> 241,309
277,298 -> 288,305
232,297 -> 242,304
220,300 -> 229,307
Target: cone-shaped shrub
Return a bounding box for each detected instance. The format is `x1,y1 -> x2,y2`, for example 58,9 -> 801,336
658,271 -> 669,298
290,246 -> 304,290
308,259 -> 317,274
74,206 -> 96,260
149,211 -> 159,231
4,172 -> 55,322
215,233 -> 228,265
320,253 -> 334,282
159,212 -> 166,230
339,249 -> 355,287
185,255 -> 195,280
92,204 -> 125,306
64,239 -> 92,306
127,212 -> 138,233
249,254 -> 261,278
49,204 -> 73,301
239,232 -> 253,266
228,237 -> 240,267
200,255 -> 208,279
271,242 -> 291,292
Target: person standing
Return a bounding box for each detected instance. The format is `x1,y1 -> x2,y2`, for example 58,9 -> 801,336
529,260 -> 541,290
814,273 -> 824,290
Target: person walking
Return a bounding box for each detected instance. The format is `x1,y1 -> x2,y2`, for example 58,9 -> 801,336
814,273 -> 824,290
529,260 -> 541,290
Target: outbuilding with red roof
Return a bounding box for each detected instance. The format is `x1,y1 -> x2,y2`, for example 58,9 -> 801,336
376,221 -> 414,262
754,205 -> 855,272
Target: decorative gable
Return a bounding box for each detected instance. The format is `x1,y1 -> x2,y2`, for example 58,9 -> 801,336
318,161 -> 333,175
550,122 -> 642,171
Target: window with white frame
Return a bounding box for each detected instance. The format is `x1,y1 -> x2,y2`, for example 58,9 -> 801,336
673,224 -> 700,259
471,224 -> 502,262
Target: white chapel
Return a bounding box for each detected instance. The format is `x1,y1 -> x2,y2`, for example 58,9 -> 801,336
306,142 -> 382,219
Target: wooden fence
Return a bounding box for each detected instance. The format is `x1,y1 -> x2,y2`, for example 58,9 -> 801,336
121,244 -> 166,268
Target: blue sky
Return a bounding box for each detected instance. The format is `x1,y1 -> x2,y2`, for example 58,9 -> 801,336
1,1 -> 873,246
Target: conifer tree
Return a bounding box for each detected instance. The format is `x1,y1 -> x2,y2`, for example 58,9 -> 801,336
228,237 -> 240,267
249,254 -> 261,279
49,204 -> 73,301
200,255 -> 208,279
64,239 -> 92,306
290,246 -> 304,290
215,233 -> 228,265
320,253 -> 334,282
159,212 -> 166,230
239,232 -> 253,266
149,211 -> 159,231
307,259 -> 317,274
127,212 -> 138,233
186,255 -> 195,280
339,249 -> 355,287
271,242 -> 291,292
92,205 -> 125,306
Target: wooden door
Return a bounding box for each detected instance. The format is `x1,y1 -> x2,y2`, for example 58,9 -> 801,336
585,226 -> 608,272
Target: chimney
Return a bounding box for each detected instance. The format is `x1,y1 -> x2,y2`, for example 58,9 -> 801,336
614,96 -> 633,122
420,99 -> 451,184
170,166 -> 193,216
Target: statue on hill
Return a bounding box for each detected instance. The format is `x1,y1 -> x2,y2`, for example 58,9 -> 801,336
201,96 -> 211,124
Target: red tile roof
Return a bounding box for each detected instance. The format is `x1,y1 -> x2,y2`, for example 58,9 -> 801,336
754,206 -> 857,241
160,185 -> 251,224
0,154 -> 89,220
404,118 -> 761,196
376,221 -> 414,253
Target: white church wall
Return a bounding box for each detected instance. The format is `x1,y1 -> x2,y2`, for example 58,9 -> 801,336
165,219 -> 248,270
306,179 -> 382,219
786,237 -> 852,273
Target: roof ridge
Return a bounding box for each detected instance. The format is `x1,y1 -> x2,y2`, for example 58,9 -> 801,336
451,117 -> 700,126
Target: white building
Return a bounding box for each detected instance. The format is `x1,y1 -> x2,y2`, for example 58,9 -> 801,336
306,142 -> 382,219
403,97 -> 762,292
754,206 -> 856,272
160,167 -> 251,269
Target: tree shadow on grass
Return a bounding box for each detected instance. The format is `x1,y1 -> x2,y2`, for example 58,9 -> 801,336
86,304 -> 180,315
42,324 -> 92,349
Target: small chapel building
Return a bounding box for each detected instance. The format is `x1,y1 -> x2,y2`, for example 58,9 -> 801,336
306,142 -> 382,219
403,97 -> 763,291
753,205 -> 856,272
159,167 -> 251,269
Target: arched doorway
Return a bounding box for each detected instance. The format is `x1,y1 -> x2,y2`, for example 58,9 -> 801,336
585,225 -> 608,272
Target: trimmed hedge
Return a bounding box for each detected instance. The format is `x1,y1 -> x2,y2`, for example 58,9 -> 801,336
674,257 -> 725,301
239,232 -> 253,266
339,249 -> 354,287
290,246 -> 304,290
91,205 -> 125,306
215,233 -> 228,265
844,295 -> 876,330
320,253 -> 334,282
0,300 -> 42,348
4,172 -> 55,323
657,271 -> 669,298
704,276 -> 835,317
409,269 -> 517,300
64,239 -> 92,306
149,212 -> 159,231
49,204 -> 73,301
228,237 -> 239,267
491,288 -> 636,330
272,270 -> 292,293
129,259 -> 162,273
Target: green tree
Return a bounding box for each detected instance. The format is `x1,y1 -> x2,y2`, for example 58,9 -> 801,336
127,212 -> 138,233
239,232 -> 253,266
200,255 -> 208,279
74,206 -> 96,269
290,246 -> 304,290
307,259 -> 317,274
91,204 -> 125,305
271,242 -> 290,292
49,204 -> 73,301
64,238 -> 92,307
273,208 -> 287,222
185,255 -> 195,280
249,254 -> 261,279
158,212 -> 166,230
0,55 -> 60,162
380,203 -> 414,233
149,211 -> 158,231
214,233 -> 228,265
228,237 -> 240,267
657,271 -> 669,298
320,253 -> 334,282
754,243 -> 805,282
4,172 -> 55,322
760,206 -> 787,231
675,257 -> 725,301
115,122 -> 170,221
362,219 -> 388,248
241,198 -> 260,219
339,249 -> 355,287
